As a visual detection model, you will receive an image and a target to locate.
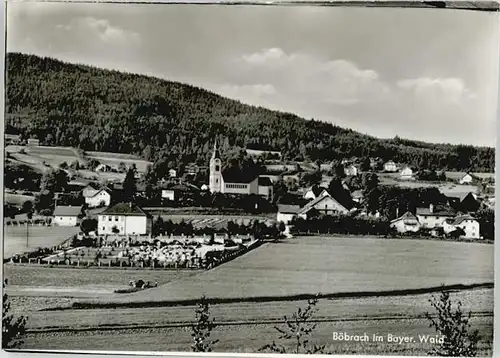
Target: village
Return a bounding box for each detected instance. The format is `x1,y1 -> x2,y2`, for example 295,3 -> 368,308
4,135 -> 495,258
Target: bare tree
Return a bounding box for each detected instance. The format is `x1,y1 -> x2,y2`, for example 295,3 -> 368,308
191,295 -> 219,352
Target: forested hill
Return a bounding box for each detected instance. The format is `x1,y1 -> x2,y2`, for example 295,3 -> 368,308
5,52 -> 495,172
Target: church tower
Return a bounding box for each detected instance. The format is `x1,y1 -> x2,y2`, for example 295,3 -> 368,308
209,141 -> 222,193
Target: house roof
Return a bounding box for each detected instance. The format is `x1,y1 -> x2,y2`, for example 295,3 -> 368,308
53,206 -> 82,217
446,192 -> 476,202
390,211 -> 418,224
298,194 -> 350,215
278,204 -> 301,214
222,168 -> 258,184
101,203 -> 147,216
452,215 -> 477,226
352,190 -> 364,198
258,177 -> 273,187
416,206 -> 455,217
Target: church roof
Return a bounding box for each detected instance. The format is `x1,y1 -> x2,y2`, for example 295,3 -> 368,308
222,168 -> 258,184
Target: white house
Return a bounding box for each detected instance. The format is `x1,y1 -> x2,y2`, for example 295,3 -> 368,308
53,206 -> 82,227
298,194 -> 351,218
400,167 -> 414,180
161,189 -> 175,201
257,177 -> 274,201
344,165 -> 359,177
415,204 -> 455,229
27,138 -> 39,146
95,164 -> 112,173
201,184 -> 209,191
303,186 -> 328,201
277,204 -> 301,225
97,202 -> 151,236
390,211 -> 421,233
443,215 -> 480,239
459,173 -> 474,185
169,169 -> 177,178
384,161 -> 398,172
82,186 -> 112,208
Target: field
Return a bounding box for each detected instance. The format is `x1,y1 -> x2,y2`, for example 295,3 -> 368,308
3,265 -> 197,299
4,192 -> 36,207
93,236 -> 493,304
3,226 -> 79,259
87,151 -> 153,173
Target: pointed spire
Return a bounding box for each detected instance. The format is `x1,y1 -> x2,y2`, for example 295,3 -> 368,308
211,139 -> 220,159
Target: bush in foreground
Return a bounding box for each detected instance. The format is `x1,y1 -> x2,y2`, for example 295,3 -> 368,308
191,295 -> 219,352
2,281 -> 28,349
426,290 -> 480,356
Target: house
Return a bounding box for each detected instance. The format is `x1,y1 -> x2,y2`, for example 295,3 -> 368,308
95,164 -> 112,173
400,167 -> 414,180
344,165 -> 359,177
384,161 -> 398,172
459,173 -> 474,185
443,215 -> 480,239
390,211 -> 421,233
257,177 -> 274,200
415,204 -> 455,229
5,134 -> 20,145
161,189 -> 175,201
53,206 -> 82,227
246,148 -> 282,159
303,186 -> 324,201
201,184 -> 209,191
27,138 -> 39,146
169,169 -> 177,178
185,163 -> 200,175
351,190 -> 364,203
445,192 -> 480,213
297,193 -> 352,219
277,204 -> 301,225
82,185 -> 112,208
97,202 -> 151,235
208,142 -> 273,200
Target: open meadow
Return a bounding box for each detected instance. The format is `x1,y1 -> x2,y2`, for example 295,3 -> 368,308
91,236 -> 493,305
3,226 -> 78,259
86,151 -> 153,173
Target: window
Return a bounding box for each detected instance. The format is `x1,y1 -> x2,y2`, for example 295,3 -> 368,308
215,165 -> 220,172
60,217 -> 63,220
102,227 -> 105,231
108,216 -> 112,221
115,217 -> 119,221
216,179 -> 218,183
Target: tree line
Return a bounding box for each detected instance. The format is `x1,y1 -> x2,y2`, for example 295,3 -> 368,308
6,53 -> 494,173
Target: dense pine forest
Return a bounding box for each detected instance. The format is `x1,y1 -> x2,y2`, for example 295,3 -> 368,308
5,53 -> 495,172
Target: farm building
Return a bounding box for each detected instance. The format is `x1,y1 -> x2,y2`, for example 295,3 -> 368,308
97,202 -> 152,236
169,169 -> 177,178
344,165 -> 359,177
82,184 -> 112,208
298,193 -> 352,218
443,215 -> 480,239
384,161 -> 398,172
27,138 -> 40,146
53,205 -> 82,226
390,211 -> 421,233
303,186 -> 328,201
416,204 -> 455,229
208,142 -> 274,200
277,204 -> 301,225
5,134 -> 20,145
161,189 -> 175,201
459,173 -> 474,184
400,167 -> 414,180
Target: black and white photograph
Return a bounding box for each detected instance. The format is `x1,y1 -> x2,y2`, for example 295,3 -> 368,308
2,1 -> 497,356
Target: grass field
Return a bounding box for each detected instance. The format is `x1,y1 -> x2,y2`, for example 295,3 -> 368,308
4,192 -> 36,207
3,226 -> 79,259
87,151 -> 152,173
93,236 -> 493,305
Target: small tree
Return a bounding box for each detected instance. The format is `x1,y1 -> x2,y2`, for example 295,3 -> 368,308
259,296 -> 327,354
191,295 -> 219,352
425,290 -> 480,357
2,281 -> 28,349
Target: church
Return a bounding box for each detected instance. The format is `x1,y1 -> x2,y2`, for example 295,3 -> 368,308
208,142 -> 273,200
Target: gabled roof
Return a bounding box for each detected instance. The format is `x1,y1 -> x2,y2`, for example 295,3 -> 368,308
258,177 -> 273,187
53,206 -> 82,217
298,194 -> 350,215
416,206 -> 455,217
222,168 -> 258,184
390,211 -> 419,224
452,215 -> 478,226
446,192 -> 477,202
101,203 -> 147,216
278,204 -> 301,214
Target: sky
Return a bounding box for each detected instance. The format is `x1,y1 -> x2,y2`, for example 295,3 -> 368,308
6,2 -> 500,146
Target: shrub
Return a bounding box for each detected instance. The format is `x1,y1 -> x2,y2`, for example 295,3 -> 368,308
2,281 -> 28,349
425,290 -> 480,356
259,295 -> 328,354
191,295 -> 218,352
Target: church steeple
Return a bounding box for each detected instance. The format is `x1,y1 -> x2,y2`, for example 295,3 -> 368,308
209,140 -> 222,193
211,140 -> 220,160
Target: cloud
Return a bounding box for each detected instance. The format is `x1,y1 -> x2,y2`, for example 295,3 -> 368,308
235,48 -> 390,106
397,77 -> 475,104
57,17 -> 141,45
